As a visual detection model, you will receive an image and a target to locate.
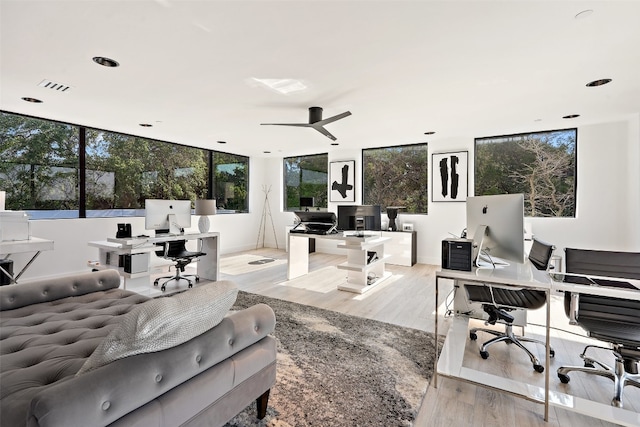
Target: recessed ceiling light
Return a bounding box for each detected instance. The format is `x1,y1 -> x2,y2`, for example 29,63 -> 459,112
92,56 -> 120,67
586,78 -> 612,87
575,9 -> 594,20
139,123 -> 152,127
263,151 -> 271,154
331,143 -> 339,146
563,114 -> 580,119
424,131 -> 436,135
217,141 -> 227,144
21,97 -> 43,103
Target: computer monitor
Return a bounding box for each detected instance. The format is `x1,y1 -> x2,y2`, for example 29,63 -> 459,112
144,199 -> 192,234
337,205 -> 382,232
466,194 -> 525,268
300,197 -> 315,210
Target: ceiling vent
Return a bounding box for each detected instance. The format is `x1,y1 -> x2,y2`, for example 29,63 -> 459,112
38,79 -> 71,92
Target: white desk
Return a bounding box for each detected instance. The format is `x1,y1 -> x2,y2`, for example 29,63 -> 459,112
0,237 -> 54,284
287,232 -> 391,293
90,232 -> 220,288
435,265 -> 640,426
435,263 -> 553,420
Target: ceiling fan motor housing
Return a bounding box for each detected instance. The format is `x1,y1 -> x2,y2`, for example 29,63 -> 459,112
309,106 -> 323,123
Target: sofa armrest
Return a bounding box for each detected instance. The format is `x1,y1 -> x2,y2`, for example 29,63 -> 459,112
27,303 -> 276,427
0,270 -> 121,311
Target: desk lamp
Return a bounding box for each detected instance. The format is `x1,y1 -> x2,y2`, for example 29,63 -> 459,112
195,199 -> 217,233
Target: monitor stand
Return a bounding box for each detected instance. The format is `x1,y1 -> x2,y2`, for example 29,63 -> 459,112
167,214 -> 182,235
471,225 -> 509,269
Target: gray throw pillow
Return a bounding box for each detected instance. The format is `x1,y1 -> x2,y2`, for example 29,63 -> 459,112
77,281 -> 238,375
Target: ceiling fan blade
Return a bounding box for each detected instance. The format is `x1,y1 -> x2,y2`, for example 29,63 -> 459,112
260,123 -> 311,127
316,111 -> 352,126
312,125 -> 337,141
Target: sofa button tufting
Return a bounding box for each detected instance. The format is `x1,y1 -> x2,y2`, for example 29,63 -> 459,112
155,374 -> 162,383
254,325 -> 259,332
228,339 -> 233,346
102,401 -> 111,411
195,355 -> 202,363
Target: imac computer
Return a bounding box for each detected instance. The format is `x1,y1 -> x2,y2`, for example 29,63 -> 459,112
337,205 -> 382,233
144,199 -> 192,234
466,194 -> 525,268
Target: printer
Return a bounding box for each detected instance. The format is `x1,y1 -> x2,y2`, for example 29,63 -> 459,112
0,211 -> 31,241
291,211 -> 338,235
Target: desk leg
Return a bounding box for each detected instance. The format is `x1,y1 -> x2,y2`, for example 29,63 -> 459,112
287,234 -> 309,280
1,251 -> 42,284
434,275 -> 439,389
544,288 -> 550,422
198,236 -> 219,281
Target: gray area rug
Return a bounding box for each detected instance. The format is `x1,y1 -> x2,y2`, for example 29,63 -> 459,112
225,291 -> 441,427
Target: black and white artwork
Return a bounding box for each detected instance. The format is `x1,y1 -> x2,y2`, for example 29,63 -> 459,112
330,160 -> 355,202
432,151 -> 468,202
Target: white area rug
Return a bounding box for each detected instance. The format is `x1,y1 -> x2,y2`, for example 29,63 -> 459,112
220,254 -> 287,276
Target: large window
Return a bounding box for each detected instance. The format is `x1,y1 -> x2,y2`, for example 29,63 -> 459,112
213,151 -> 249,213
362,143 -> 428,214
475,128 -> 577,217
0,113 -> 80,218
0,111 -> 248,218
86,129 -> 209,217
283,153 -> 328,211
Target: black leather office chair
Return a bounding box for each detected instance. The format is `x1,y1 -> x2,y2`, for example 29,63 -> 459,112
466,237 -> 556,372
154,240 -> 206,292
557,248 -> 640,408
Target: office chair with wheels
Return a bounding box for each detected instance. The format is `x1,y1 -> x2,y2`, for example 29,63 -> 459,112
154,240 -> 206,292
557,248 -> 640,408
465,237 -> 556,373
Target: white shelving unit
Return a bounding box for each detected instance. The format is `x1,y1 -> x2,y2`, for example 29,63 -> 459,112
87,240 -> 156,288
336,235 -> 391,294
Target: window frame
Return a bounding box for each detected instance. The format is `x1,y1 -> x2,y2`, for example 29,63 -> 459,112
0,110 -> 249,218
282,153 -> 329,212
474,127 -> 578,218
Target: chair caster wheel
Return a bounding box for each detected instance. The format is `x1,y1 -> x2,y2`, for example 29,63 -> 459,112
534,364 -> 544,373
188,284 -> 193,288
195,277 -> 200,283
480,351 -> 489,359
470,332 -> 478,340
154,280 -> 159,286
161,286 -> 166,292
550,349 -> 555,357
558,373 -> 570,383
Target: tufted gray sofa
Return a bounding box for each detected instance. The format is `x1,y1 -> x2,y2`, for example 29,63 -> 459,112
0,269 -> 277,427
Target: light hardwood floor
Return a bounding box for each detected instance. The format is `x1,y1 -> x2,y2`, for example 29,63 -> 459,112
143,248 -> 639,426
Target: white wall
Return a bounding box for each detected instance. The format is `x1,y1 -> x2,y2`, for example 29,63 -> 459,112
9,116 -> 639,281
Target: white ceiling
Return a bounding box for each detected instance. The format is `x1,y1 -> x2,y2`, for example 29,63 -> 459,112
2,0 -> 639,158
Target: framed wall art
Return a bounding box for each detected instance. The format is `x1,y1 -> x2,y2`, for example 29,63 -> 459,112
432,151 -> 468,202
329,160 -> 355,202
